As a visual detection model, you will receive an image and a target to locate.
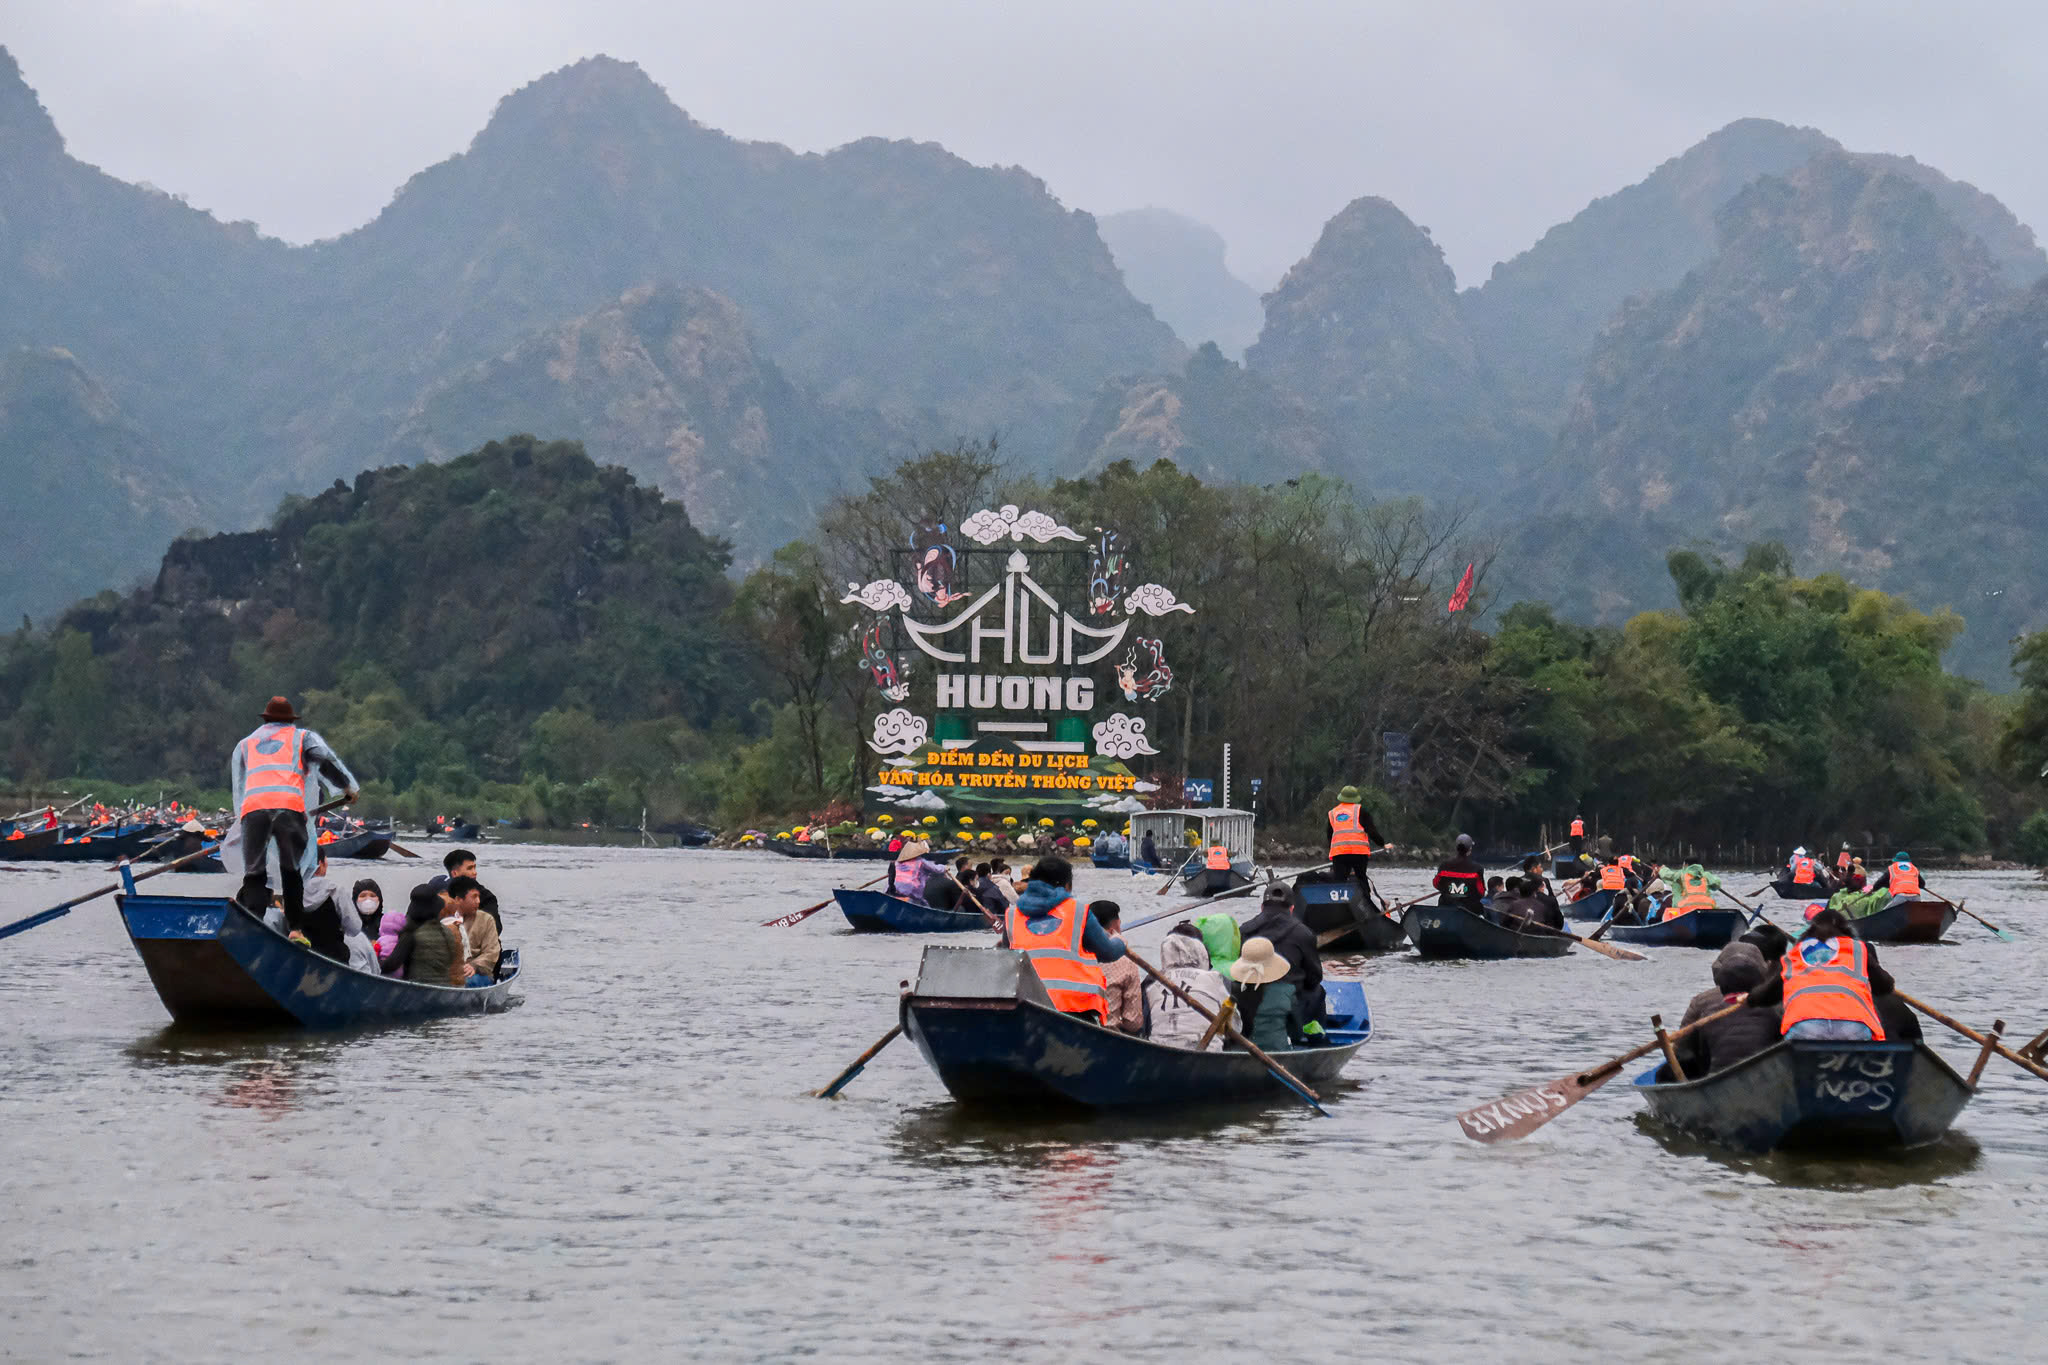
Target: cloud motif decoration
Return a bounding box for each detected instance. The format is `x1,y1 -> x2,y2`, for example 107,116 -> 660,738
841,579 -> 914,612
867,708 -> 930,757
1092,712 -> 1161,760
1124,583 -> 1195,616
961,505 -> 1085,545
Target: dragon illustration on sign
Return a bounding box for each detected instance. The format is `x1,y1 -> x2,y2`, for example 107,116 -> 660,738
1088,528 -> 1128,618
1115,637 -> 1174,702
855,620 -> 910,701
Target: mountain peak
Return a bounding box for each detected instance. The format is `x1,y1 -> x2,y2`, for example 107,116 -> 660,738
0,45 -> 65,161
473,54 -> 703,149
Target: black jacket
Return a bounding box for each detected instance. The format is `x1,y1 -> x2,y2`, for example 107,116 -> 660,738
1662,1001 -> 1783,1081
1236,905 -> 1323,992
1493,893 -> 1562,931
1433,854 -> 1485,900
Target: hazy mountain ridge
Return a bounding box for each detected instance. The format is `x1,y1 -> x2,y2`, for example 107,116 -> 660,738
1098,208 -> 1265,358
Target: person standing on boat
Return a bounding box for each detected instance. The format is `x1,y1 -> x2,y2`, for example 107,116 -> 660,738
1432,834 -> 1485,904
1138,830 -> 1160,869
1000,855 -> 1125,1024
1568,814 -> 1585,858
1327,786 -> 1384,895
230,696 -> 358,939
1743,907 -> 1894,1041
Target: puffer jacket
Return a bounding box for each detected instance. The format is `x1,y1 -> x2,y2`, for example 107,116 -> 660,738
379,888 -> 446,978
1145,930 -> 1230,1047
1681,942 -> 1767,1027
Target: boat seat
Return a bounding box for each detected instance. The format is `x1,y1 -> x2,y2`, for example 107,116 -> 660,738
1318,979 -> 1370,1034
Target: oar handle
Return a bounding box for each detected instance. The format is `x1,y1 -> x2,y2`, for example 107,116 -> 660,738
1575,998 -> 1747,1086
1926,888 -> 2007,936
1119,946 -> 1326,1114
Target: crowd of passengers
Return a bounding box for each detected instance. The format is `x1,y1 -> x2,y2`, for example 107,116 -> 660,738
265,846 -> 505,987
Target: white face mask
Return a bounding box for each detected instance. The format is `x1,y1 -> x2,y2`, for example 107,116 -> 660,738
356,895 -> 381,914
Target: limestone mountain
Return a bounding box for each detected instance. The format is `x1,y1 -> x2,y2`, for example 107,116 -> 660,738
1098,208 -> 1265,357
385,283 -> 901,563
1519,153 -> 2012,640
1065,342 -> 1348,485
1462,119 -> 2047,431
0,347 -> 203,624
1244,196 -> 1538,494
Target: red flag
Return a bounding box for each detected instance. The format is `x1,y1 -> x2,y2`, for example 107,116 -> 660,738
1447,563 -> 1475,613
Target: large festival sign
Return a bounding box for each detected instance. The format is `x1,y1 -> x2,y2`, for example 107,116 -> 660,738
841,505 -> 1196,825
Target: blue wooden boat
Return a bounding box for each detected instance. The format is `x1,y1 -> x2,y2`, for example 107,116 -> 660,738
320,828 -> 393,860
1769,877 -> 1834,900
1564,888 -> 1615,923
1090,848 -> 1132,869
1293,875 -> 1406,953
901,945 -> 1370,1109
0,826 -> 61,858
1633,1039 -> 1972,1154
833,888 -> 991,934
1603,908 -> 1745,949
1846,897 -> 1956,945
116,889 -> 519,1028
1401,899 -> 1574,960
23,823 -> 161,862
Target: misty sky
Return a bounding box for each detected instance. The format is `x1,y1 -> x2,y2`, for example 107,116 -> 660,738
11,0 -> 2048,290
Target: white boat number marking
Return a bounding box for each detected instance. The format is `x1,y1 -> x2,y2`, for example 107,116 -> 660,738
1814,1078 -> 1896,1111
1815,1051 -> 1895,1079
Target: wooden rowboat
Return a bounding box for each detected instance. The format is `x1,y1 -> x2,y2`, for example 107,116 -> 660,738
1632,1039 -> 1972,1154
115,890 -> 519,1028
1602,908 -> 1746,949
1400,899 -> 1574,960
1769,878 -> 1833,900
22,823 -> 161,862
901,945 -> 1370,1109
0,826 -> 62,858
833,888 -> 990,934
320,829 -> 393,860
1845,897 -> 1956,944
1293,875 -> 1406,953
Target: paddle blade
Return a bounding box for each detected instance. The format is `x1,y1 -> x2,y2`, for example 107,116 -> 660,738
762,901 -> 829,928
1457,1065 -> 1618,1143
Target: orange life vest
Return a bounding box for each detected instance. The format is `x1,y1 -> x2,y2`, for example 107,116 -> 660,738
238,725 -> 307,816
1599,865 -> 1626,892
1205,844 -> 1231,871
1672,868 -> 1716,913
1570,818 -> 1584,837
1328,803 -> 1371,857
1780,936 -> 1885,1039
1836,849 -> 1852,872
1888,860 -> 1920,897
1790,855 -> 1817,885
1007,895 -> 1106,1021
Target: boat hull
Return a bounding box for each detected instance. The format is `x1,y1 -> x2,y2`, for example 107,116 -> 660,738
1769,878 -> 1832,901
1564,888 -> 1614,923
23,825 -> 160,862
117,893 -> 519,1028
1294,876 -> 1405,953
833,888 -> 989,934
1633,1040 -> 1971,1154
1090,851 -> 1132,869
1846,897 -> 1956,944
322,830 -> 393,860
1604,908 -> 1746,949
1401,900 -> 1574,960
901,946 -> 1368,1110
1183,863 -> 1253,896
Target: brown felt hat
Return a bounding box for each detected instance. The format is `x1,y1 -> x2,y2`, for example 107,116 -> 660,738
261,696 -> 299,723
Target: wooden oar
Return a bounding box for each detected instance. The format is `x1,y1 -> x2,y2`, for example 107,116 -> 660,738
1494,909 -> 1646,962
1923,888 -> 2011,941
1457,999 -> 1747,1142
0,795 -> 353,942
1120,945 -> 1328,1115
1123,862 -> 1333,934
1153,850 -> 1200,895
815,1023 -> 904,1098
946,874 -> 1001,929
1899,992 -> 2048,1084
761,870 -> 890,928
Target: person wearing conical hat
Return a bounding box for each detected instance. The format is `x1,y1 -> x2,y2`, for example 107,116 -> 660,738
229,696 -> 358,947
1327,784 -> 1386,900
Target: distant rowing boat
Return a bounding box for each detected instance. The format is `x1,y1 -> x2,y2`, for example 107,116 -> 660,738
1602,908 -> 1745,949
1293,875 -> 1405,953
1845,897 -> 1956,944
1400,899 -> 1574,960
832,888 -> 990,934
1632,1039 -> 1971,1153
1564,888 -> 1615,923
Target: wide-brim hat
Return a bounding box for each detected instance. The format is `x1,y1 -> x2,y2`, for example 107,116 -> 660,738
1337,785 -> 1360,802
896,839 -> 930,862
1229,936 -> 1292,985
260,695 -> 299,723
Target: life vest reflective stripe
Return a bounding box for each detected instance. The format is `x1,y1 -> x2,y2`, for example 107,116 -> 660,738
1599,865 -> 1626,891
1781,936 -> 1885,1039
1328,803 -> 1371,857
1673,870 -> 1716,912
1570,818 -> 1584,837
238,726 -> 307,816
1790,855 -> 1817,885
1006,896 -> 1106,1019
1889,860 -> 1920,897
1205,844 -> 1231,871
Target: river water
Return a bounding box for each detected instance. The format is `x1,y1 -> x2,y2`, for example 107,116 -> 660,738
2,851 -> 2044,1361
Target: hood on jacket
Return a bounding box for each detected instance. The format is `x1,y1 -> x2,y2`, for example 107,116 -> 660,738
405,886 -> 444,925
1159,931 -> 1211,972
352,878 -> 383,906
1016,880 -> 1068,916
1711,941 -> 1767,995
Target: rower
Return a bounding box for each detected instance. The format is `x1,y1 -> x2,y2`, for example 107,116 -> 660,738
1433,834 -> 1485,905
1868,851 -> 1921,900
1327,785 -> 1384,896
1568,814 -> 1585,858
231,695 -> 359,940
1785,846 -> 1822,889
1001,856 -> 1126,1024
1834,843 -> 1853,878
1745,908 -> 1893,1041
1664,862 -> 1721,921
